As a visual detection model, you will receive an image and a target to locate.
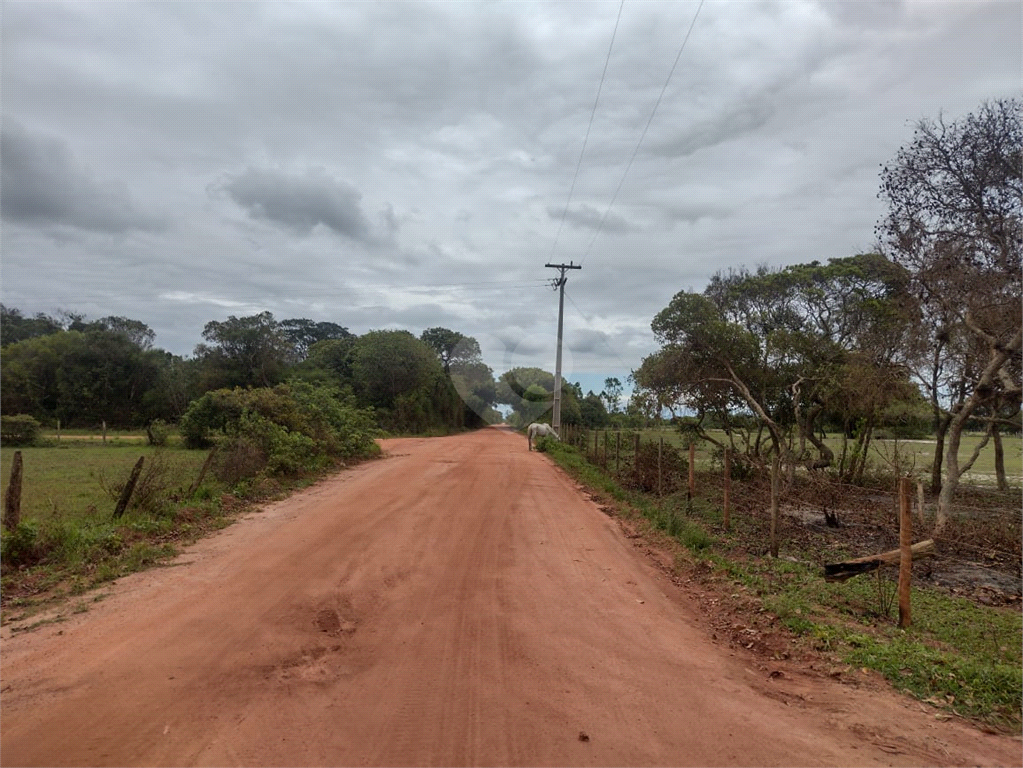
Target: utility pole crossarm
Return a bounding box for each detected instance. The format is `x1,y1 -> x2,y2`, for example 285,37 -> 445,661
545,261 -> 582,432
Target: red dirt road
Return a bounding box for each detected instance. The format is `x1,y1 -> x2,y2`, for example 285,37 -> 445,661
1,428 -> 1018,766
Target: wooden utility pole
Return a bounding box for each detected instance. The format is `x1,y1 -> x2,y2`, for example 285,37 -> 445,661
545,261 -> 581,432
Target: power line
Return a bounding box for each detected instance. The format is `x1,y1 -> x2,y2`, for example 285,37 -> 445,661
580,0 -> 705,265
548,0 -> 626,262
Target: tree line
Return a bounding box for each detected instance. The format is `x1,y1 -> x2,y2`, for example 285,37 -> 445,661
0,309 -> 501,433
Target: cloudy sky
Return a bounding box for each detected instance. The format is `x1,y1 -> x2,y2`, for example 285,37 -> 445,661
2,0 -> 1019,395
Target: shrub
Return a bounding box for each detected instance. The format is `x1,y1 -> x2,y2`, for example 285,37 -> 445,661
0,520 -> 41,568
179,383 -> 379,482
146,419 -> 171,446
0,414 -> 41,447
214,436 -> 268,485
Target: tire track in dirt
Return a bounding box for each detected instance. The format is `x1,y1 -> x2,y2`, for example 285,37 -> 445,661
1,427 -> 1018,766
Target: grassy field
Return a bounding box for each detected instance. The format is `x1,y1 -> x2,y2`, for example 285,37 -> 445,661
581,427 -> 1022,486
1,443 -> 207,523
0,442 -> 224,615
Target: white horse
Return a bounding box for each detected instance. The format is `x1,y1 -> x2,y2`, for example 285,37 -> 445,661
527,422 -> 559,451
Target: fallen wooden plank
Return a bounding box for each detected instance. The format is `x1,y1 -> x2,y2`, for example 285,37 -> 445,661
823,539 -> 935,582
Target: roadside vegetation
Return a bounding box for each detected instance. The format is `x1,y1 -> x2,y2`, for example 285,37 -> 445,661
539,436 -> 1022,732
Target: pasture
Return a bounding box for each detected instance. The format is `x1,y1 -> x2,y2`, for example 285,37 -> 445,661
0,442 -> 218,614
626,427 -> 1021,486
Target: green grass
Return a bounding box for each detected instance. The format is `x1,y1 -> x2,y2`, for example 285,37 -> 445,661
0,443 -> 224,618
543,439 -> 1023,732
1,444 -> 208,523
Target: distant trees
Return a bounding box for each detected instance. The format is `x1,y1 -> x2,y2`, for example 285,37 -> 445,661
878,97 -> 1022,525
0,305 -> 63,346
0,328 -> 177,427
0,305 -> 498,437
279,318 -> 352,361
193,312 -> 291,390
635,253 -> 915,478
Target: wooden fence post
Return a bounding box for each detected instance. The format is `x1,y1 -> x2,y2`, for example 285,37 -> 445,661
593,429 -> 599,463
113,457 -> 145,519
658,437 -> 663,497
56,419 -> 61,443
770,455 -> 780,558
616,432 -> 621,473
916,480 -> 925,526
4,451 -> 23,532
634,433 -> 641,485
187,448 -> 218,498
102,420 -> 107,444
723,449 -> 731,532
688,441 -> 696,499
899,477 -> 913,628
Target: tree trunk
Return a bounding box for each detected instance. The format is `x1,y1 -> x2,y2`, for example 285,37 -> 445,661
936,328 -> 1021,532
991,421 -> 1008,492
852,417 -> 875,485
930,412 -> 950,495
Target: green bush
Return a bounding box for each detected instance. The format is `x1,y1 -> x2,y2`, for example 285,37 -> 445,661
180,382 -> 378,481
1,520 -> 41,568
146,419 -> 171,446
0,414 -> 41,447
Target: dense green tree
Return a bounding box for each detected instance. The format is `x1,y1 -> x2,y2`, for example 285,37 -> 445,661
87,316 -> 156,350
0,305 -> 62,347
578,391 -> 609,428
0,329 -> 164,427
420,327 -> 483,374
637,254 -> 913,472
279,318 -> 352,361
193,312 -> 291,390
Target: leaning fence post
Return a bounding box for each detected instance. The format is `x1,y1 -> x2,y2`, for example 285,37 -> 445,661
187,448 -> 217,498
113,456 -> 145,519
723,448 -> 731,532
4,451 -> 24,532
899,477 -> 913,628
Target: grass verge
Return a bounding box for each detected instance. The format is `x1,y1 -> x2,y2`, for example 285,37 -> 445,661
0,443 -> 362,623
541,439 -> 1023,733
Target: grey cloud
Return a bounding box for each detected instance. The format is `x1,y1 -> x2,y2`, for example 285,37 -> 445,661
646,99 -> 776,159
218,167 -> 376,242
547,203 -> 633,234
0,120 -> 164,233
568,328 -> 613,355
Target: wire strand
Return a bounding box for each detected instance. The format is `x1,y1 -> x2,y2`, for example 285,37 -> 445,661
580,0 -> 705,265
548,0 -> 626,263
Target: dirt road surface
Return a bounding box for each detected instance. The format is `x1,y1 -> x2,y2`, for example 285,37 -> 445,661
2,428 -> 1019,766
